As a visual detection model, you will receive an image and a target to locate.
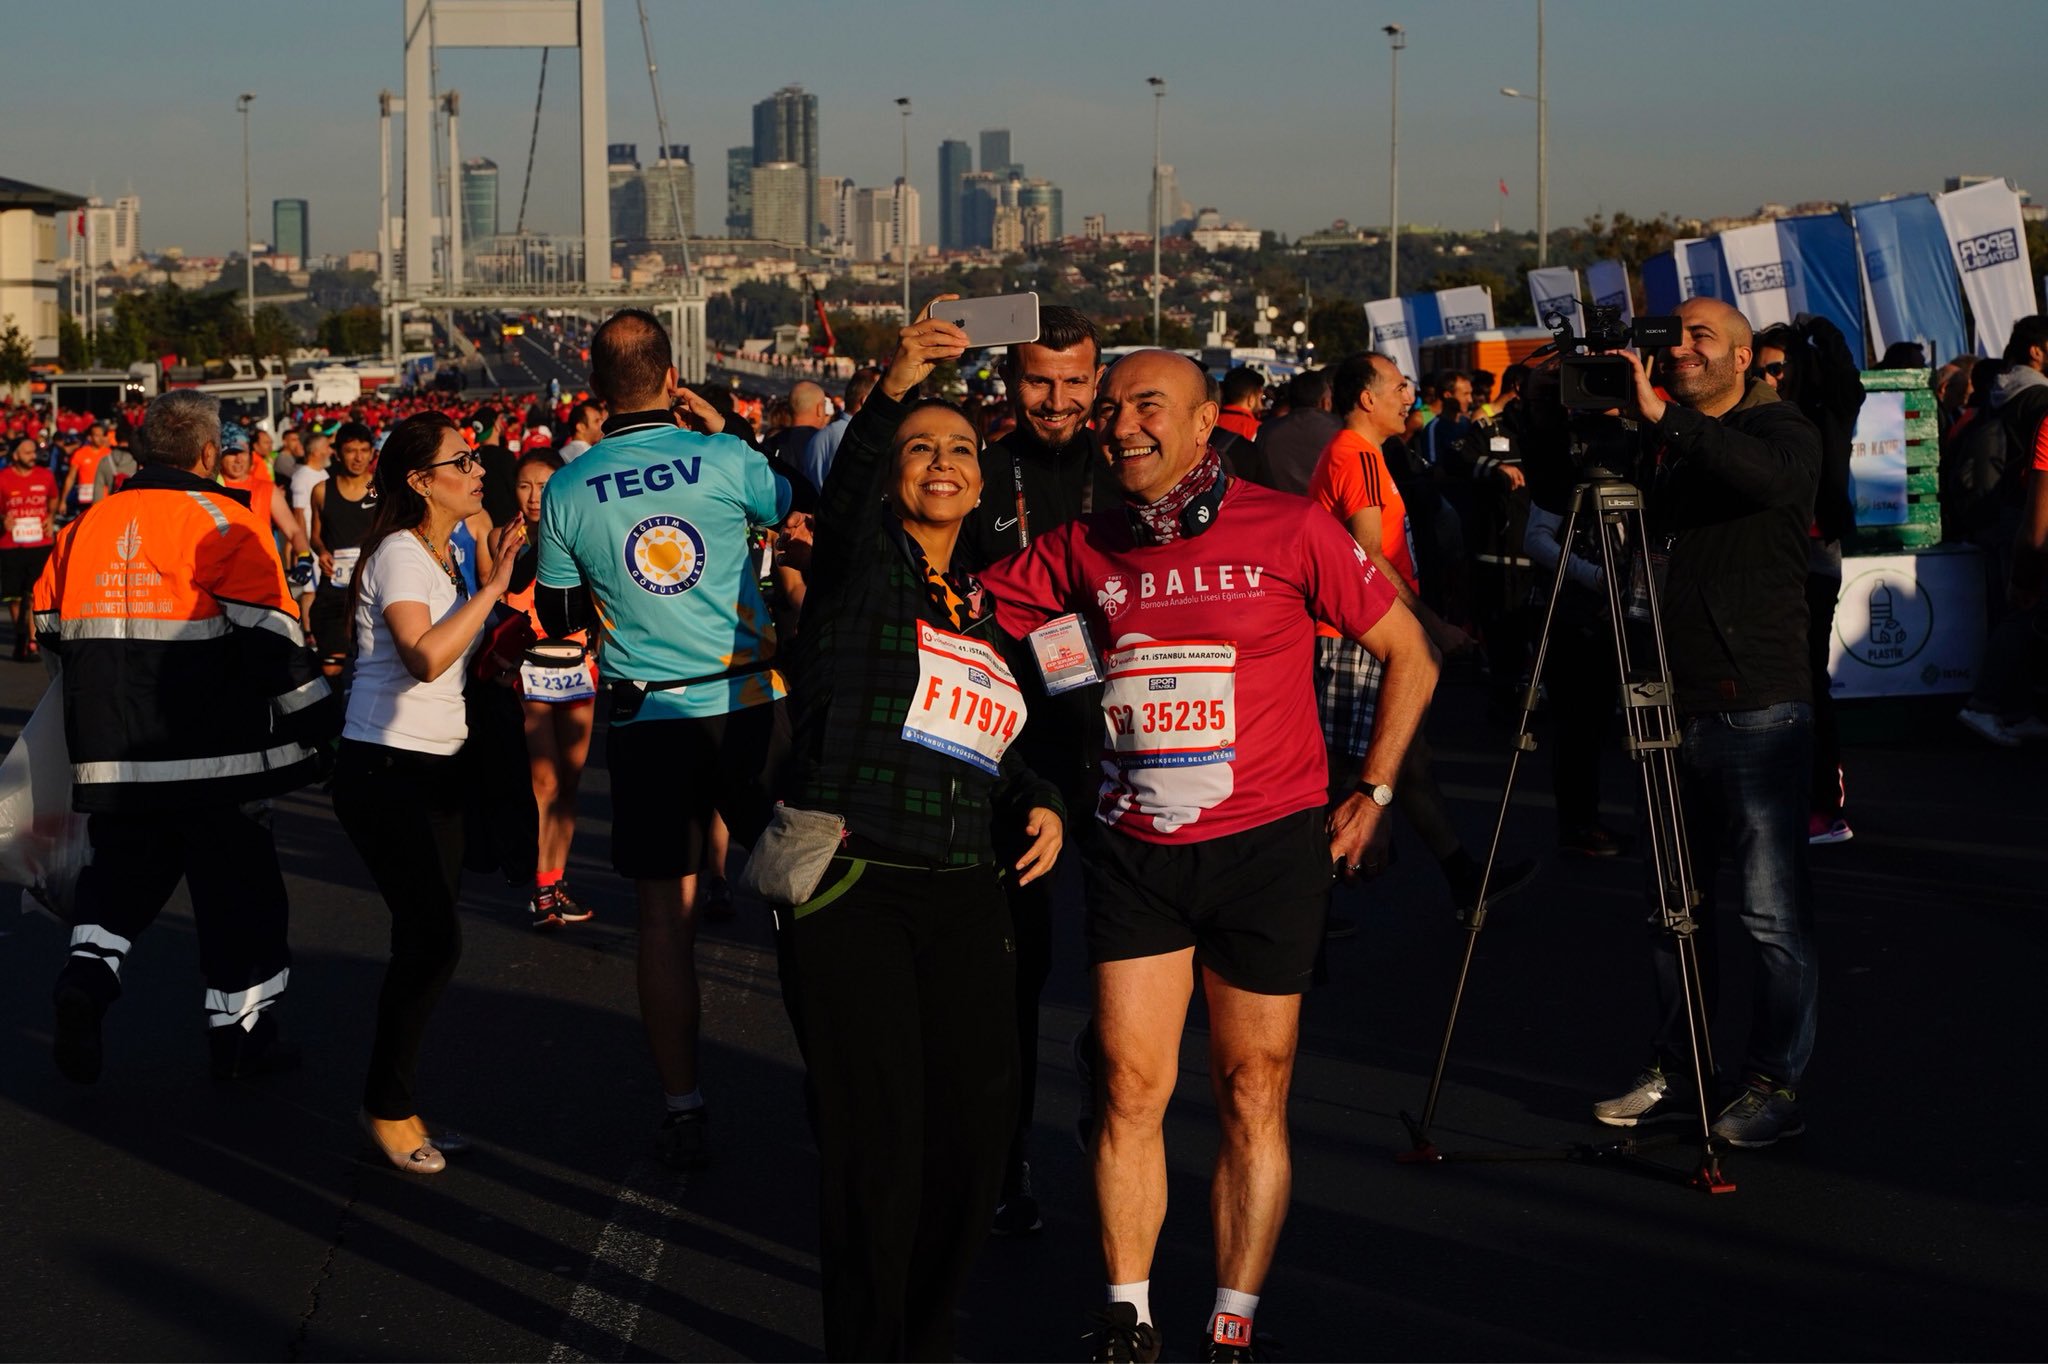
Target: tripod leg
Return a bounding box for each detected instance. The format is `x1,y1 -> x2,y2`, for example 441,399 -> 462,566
1401,484 -> 1590,1158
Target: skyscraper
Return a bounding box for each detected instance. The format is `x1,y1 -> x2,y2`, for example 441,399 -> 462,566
979,129 -> 1013,178
272,198 -> 309,262
1150,164 -> 1188,236
753,85 -> 820,244
817,175 -> 852,246
750,162 -> 810,246
609,144 -> 647,240
1018,178 -> 1063,243
644,145 -> 695,240
726,146 -> 753,237
958,170 -> 1004,250
111,194 -> 141,264
938,139 -> 971,250
460,158 -> 499,242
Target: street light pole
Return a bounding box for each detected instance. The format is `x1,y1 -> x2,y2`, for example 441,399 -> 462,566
238,92 -> 256,339
1502,2 -> 1549,266
1148,76 -> 1165,345
896,97 -> 912,323
1383,26 -> 1404,295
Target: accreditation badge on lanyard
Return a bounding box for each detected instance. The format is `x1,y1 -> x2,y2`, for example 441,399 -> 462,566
1100,640 -> 1238,770
902,621 -> 1027,776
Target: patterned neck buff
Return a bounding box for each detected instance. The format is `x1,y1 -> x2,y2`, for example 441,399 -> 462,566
1126,447 -> 1225,546
895,524 -> 987,630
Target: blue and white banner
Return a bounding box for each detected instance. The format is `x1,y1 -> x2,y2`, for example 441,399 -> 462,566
1674,237 -> 1732,302
1432,285 -> 1495,337
1714,214 -> 1867,362
1365,297 -> 1420,381
1935,178 -> 2033,357
1642,252 -> 1680,316
1586,259 -> 1635,325
1852,194 -> 1968,366
1526,267 -> 1583,328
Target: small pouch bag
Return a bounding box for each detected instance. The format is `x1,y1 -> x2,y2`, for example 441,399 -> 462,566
735,805 -> 847,907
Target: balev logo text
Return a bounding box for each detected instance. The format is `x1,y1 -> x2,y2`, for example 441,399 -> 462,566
1736,261 -> 1797,294
1957,227 -> 2019,273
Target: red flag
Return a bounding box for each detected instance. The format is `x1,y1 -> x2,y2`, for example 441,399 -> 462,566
811,288 -> 837,357
1499,179 -> 1510,197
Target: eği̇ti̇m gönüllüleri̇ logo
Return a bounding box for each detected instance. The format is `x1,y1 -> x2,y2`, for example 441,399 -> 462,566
624,514 -> 706,595
1836,569 -> 1931,669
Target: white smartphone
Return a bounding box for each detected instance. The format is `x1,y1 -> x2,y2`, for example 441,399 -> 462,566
931,292 -> 1040,349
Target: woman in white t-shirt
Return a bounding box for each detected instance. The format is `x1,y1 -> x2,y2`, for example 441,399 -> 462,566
333,410 -> 521,1175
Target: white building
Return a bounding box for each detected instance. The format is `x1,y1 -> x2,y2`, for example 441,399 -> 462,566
751,161 -> 810,247
850,181 -> 921,264
1,176 -> 86,361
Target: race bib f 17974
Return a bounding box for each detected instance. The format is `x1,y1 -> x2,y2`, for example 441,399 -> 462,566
902,621 -> 1026,776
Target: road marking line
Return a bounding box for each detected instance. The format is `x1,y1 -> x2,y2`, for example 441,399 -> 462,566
548,1161 -> 680,1363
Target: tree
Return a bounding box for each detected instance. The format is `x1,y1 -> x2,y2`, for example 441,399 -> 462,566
251,304 -> 299,359
318,307 -> 384,356
1306,300 -> 1369,357
57,312 -> 89,370
0,317 -> 34,394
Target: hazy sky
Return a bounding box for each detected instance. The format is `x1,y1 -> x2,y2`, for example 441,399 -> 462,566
8,0 -> 2045,257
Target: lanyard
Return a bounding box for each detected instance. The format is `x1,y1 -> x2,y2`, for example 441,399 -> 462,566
1009,451 -> 1031,549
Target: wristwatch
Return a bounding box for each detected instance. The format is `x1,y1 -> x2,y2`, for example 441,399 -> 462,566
1357,781 -> 1395,807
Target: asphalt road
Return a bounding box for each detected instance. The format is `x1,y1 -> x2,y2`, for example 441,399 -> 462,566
3,634 -> 2044,1361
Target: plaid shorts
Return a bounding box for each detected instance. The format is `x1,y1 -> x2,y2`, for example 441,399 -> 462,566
1314,634 -> 1385,761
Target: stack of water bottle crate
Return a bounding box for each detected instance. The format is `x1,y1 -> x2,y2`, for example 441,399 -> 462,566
1843,367 -> 1942,554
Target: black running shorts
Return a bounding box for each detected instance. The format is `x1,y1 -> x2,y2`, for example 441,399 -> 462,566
605,701 -> 790,880
0,545 -> 52,601
1081,807 -> 1333,995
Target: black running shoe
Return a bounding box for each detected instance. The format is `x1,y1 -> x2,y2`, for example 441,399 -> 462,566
529,884 -> 569,931
553,883 -> 595,924
1085,1303 -> 1161,1363
654,1108 -> 710,1171
991,1161 -> 1043,1235
53,982 -> 104,1085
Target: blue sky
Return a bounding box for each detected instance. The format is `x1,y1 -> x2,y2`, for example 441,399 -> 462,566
7,0 -> 2044,256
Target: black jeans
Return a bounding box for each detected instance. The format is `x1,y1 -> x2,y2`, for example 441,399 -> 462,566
775,857 -> 1017,1362
333,739 -> 466,1120
1543,615 -> 1617,836
58,805 -> 291,1032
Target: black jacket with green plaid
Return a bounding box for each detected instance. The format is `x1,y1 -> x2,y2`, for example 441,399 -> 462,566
787,391 -> 1063,867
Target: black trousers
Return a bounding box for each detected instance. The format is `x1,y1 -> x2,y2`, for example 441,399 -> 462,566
1805,571 -> 1844,820
58,805 -> 291,1032
332,739 -> 465,1120
775,858 -> 1018,1362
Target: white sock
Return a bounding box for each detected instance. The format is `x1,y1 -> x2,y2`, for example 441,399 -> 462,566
664,1088 -> 704,1114
1210,1287 -> 1259,1340
1107,1280 -> 1152,1327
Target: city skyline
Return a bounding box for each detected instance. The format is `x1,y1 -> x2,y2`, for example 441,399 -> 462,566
4,0 -> 2042,259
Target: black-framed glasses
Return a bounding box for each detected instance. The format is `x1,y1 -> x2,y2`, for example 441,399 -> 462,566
423,451 -> 482,474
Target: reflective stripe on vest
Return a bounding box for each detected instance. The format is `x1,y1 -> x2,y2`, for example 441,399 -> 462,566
59,615 -> 232,642
74,741 -> 314,786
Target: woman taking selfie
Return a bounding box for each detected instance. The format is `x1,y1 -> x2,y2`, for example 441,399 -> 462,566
335,411 -> 521,1174
775,301 -> 1063,1360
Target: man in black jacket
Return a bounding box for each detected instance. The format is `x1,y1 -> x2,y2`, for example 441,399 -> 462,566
1593,297 -> 1823,1149
957,304 -> 1116,1236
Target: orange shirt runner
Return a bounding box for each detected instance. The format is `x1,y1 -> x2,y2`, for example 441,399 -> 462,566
1305,428 -> 1418,643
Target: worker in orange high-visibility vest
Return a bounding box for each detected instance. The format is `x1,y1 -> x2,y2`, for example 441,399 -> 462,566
33,389 -> 341,1085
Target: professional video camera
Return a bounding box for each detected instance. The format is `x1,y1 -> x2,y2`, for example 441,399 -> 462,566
1537,303 -> 1682,411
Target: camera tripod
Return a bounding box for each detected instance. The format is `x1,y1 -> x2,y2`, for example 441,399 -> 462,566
1395,463 -> 1736,1195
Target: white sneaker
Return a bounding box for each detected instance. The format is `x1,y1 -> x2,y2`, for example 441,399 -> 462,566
1957,708 -> 2021,748
2007,714 -> 2048,742
1593,1067 -> 1671,1127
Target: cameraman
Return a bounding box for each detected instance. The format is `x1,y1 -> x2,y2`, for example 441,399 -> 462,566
1595,297 -> 1823,1150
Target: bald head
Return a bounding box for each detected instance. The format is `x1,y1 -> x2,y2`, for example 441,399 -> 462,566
1098,349 -> 1219,503
1660,297 -> 1756,415
788,381 -> 828,427
590,308 -> 676,411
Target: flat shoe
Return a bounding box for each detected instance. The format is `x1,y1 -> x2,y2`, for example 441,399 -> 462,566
358,1110 -> 446,1174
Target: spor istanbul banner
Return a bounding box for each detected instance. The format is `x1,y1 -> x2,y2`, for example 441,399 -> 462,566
1433,285 -> 1496,336
1714,214 -> 1867,363
1851,194 -> 1968,367
1643,242 -> 1730,313
1526,267 -> 1583,327
1934,178 -> 2033,357
1365,296 -> 1423,381
1586,259 -> 1635,326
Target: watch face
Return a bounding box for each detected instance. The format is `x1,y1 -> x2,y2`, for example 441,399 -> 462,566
1371,784 -> 1395,807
